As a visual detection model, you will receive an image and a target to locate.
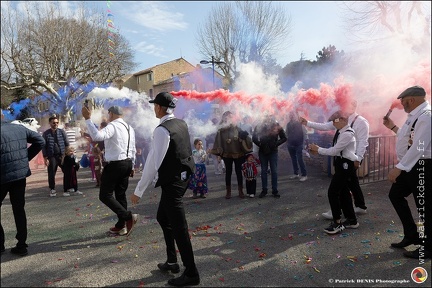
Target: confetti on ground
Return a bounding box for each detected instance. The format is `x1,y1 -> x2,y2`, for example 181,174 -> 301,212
347,256 -> 358,262
45,278 -> 63,285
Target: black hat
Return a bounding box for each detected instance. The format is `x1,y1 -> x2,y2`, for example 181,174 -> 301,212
149,92 -> 176,108
108,106 -> 123,115
397,85 -> 426,99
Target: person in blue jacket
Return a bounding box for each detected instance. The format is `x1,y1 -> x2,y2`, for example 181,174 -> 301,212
1,111 -> 45,256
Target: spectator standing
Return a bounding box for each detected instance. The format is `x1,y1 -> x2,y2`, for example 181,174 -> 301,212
82,130 -> 97,182
189,139 -> 208,199
64,122 -> 77,149
42,116 -> 70,197
206,118 -> 224,175
131,92 -> 200,286
383,85 -> 431,259
82,105 -> 138,237
92,146 -> 103,187
209,111 -> 251,199
252,115 -> 287,198
1,112 -> 45,256
135,147 -> 145,173
286,110 -> 308,181
60,146 -> 83,196
309,111 -> 359,235
241,153 -> 260,198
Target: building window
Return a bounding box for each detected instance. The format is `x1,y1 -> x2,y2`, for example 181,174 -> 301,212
137,76 -> 140,84
147,73 -> 152,81
149,89 -> 153,99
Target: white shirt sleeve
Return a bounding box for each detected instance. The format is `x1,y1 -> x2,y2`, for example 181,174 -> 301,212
134,126 -> 170,197
396,113 -> 431,171
318,130 -> 358,161
353,117 -> 369,161
307,121 -> 335,131
85,119 -> 115,141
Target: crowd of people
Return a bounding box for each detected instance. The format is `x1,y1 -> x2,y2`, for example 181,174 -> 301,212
1,86 -> 430,286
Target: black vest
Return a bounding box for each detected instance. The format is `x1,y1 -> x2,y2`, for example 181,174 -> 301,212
155,118 -> 195,187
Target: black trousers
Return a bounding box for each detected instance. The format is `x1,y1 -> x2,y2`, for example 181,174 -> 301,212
328,158 -> 357,222
157,179 -> 198,277
222,157 -> 245,187
245,179 -> 257,195
99,159 -> 133,228
389,159 -> 431,251
349,166 -> 367,209
1,178 -> 28,249
47,155 -> 62,190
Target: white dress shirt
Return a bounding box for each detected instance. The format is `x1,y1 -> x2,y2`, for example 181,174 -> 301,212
395,101 -> 431,172
307,112 -> 369,161
317,125 -> 358,162
85,118 -> 136,164
134,114 -> 174,197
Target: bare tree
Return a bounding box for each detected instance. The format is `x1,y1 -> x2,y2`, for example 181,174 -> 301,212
196,1 -> 292,88
339,1 -> 430,46
1,1 -> 136,118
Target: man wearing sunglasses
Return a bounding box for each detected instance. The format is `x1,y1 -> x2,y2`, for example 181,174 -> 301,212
42,115 -> 70,197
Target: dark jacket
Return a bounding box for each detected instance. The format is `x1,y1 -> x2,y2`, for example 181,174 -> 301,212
209,125 -> 249,159
286,120 -> 307,147
42,128 -> 69,158
155,118 -> 195,187
252,119 -> 287,155
1,121 -> 45,184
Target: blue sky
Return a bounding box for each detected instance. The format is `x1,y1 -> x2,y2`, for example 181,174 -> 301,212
102,1 -> 345,72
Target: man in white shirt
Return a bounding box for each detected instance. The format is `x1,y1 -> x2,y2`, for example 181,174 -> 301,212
309,111 -> 359,235
300,100 -> 369,218
383,85 -> 431,259
81,105 -> 138,237
131,92 -> 200,286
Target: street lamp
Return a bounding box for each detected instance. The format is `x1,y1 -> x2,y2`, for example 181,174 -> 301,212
200,56 -> 225,89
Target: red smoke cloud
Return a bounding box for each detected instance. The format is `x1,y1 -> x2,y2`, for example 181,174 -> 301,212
171,82 -> 355,116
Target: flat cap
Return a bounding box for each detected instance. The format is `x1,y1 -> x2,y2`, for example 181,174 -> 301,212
108,105 -> 123,115
328,110 -> 349,122
149,92 -> 176,108
397,85 -> 426,99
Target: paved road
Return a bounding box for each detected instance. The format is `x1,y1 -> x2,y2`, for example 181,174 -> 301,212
1,155 -> 430,287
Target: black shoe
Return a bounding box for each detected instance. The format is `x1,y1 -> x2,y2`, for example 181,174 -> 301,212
168,273 -> 200,286
258,191 -> 267,198
158,262 -> 180,273
10,246 -> 28,256
403,248 -> 431,259
1,247 -> 5,253
391,238 -> 421,248
272,193 -> 281,198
